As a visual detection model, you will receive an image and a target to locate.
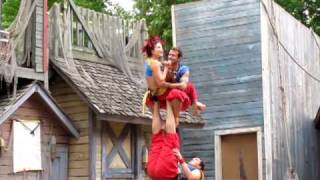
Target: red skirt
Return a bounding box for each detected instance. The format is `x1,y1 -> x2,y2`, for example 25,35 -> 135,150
147,130 -> 180,179
146,87 -> 191,111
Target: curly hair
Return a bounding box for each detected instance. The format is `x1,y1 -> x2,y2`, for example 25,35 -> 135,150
170,47 -> 183,58
142,36 -> 164,57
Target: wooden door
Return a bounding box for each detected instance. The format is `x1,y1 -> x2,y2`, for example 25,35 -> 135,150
51,145 -> 68,180
103,122 -> 136,179
221,133 -> 258,180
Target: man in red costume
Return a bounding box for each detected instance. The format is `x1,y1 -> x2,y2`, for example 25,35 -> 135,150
147,101 -> 180,179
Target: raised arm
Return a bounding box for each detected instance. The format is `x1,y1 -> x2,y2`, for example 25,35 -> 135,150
173,149 -> 201,180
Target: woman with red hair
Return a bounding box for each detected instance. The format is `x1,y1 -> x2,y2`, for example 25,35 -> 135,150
142,36 -> 189,179
142,36 -> 191,123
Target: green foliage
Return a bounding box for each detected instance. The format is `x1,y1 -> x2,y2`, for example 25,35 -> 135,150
1,0 -> 20,28
133,0 -> 199,50
1,0 -> 106,28
73,0 -> 105,12
275,0 -> 320,35
105,1 -> 135,21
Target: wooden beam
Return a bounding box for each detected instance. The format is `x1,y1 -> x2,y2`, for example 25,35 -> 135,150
0,65 -> 45,81
171,5 -> 176,47
72,48 -> 111,65
89,108 -> 96,180
101,121 -> 107,179
96,114 -> 204,128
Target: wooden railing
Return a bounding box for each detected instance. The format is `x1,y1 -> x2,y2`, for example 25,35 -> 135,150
50,1 -> 147,76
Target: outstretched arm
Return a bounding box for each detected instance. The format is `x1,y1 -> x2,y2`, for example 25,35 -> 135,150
173,149 -> 201,180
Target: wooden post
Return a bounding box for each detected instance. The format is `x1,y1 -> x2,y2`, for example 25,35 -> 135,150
43,0 -> 49,89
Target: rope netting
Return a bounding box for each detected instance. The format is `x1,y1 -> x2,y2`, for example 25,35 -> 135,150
0,0 -> 37,84
49,0 -> 147,87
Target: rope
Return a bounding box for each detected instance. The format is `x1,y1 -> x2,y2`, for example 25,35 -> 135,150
263,0 -> 295,172
261,1 -> 313,179
261,1 -> 320,83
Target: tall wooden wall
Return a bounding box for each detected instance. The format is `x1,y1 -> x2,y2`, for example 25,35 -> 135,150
50,76 -> 89,180
0,95 -> 69,180
172,0 -> 263,178
32,0 -> 44,72
261,1 -> 320,179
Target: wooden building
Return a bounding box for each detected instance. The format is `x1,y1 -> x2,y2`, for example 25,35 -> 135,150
0,82 -> 79,180
0,0 -> 205,180
172,0 -> 320,179
47,2 -> 205,179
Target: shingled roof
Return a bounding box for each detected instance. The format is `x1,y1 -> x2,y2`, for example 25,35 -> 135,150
0,82 -> 79,137
51,58 -> 205,127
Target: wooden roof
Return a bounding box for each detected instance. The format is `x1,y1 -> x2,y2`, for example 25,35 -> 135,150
51,58 -> 206,128
0,82 -> 79,138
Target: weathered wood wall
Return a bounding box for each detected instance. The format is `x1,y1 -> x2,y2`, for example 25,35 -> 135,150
173,0 -> 263,178
261,1 -> 320,179
50,76 -> 89,180
32,0 -> 44,72
0,95 -> 69,180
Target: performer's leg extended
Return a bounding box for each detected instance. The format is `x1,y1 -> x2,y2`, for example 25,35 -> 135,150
171,99 -> 182,127
185,82 -> 206,115
166,100 -> 177,134
152,102 -> 162,134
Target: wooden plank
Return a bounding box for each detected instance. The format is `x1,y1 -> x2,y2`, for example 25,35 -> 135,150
68,0 -> 103,57
69,152 -> 89,161
68,168 -> 88,176
89,109 -> 96,180
172,5 -> 177,47
0,66 -> 45,81
97,114 -> 203,128
69,161 -> 89,168
69,144 -> 89,153
70,136 -> 89,144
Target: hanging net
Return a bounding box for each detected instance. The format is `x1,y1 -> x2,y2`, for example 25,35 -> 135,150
0,0 -> 37,83
0,30 -> 11,64
48,0 -> 148,87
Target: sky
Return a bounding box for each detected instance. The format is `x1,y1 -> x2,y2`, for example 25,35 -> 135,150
110,0 -> 135,11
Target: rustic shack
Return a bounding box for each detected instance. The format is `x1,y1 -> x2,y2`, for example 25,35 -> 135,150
0,82 -> 79,180
172,0 -> 320,179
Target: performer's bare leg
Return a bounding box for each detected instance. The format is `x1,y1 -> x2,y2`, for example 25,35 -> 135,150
166,100 -> 177,134
152,102 -> 162,134
171,99 -> 182,127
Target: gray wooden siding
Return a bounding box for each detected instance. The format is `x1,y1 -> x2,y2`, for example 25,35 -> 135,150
261,1 -> 320,179
32,0 -> 43,73
173,0 -> 263,178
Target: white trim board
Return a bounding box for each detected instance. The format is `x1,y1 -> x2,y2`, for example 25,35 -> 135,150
214,127 -> 263,180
